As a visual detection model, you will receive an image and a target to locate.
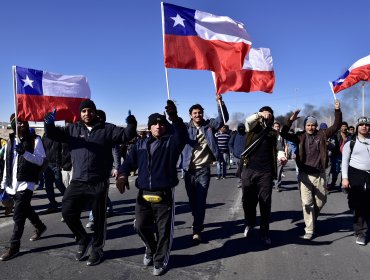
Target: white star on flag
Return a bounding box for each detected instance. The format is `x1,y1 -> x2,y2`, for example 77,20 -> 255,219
171,14 -> 185,27
22,75 -> 34,88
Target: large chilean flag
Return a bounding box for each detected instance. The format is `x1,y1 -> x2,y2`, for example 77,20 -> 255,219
14,66 -> 91,122
162,2 -> 251,73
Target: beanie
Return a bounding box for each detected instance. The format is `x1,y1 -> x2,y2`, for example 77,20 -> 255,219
259,106 -> 274,115
79,99 -> 96,112
319,123 -> 328,130
355,116 -> 370,131
148,113 -> 166,129
304,116 -> 318,127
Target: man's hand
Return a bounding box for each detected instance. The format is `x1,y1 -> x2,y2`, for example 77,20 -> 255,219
280,157 -> 288,166
289,109 -> 301,122
116,175 -> 130,194
342,178 -> 350,189
216,94 -> 223,103
111,169 -> 119,179
44,108 -> 56,124
15,143 -> 25,155
334,100 -> 340,110
126,114 -> 137,126
165,100 -> 178,121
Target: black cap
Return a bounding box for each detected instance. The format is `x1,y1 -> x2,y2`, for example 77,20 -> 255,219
79,99 -> 96,112
148,113 -> 166,129
259,106 -> 274,115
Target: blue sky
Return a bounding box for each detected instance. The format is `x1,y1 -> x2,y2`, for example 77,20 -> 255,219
1,0 -> 369,127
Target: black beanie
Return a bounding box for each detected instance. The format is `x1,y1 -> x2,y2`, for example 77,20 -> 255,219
79,99 -> 96,112
148,113 -> 166,129
259,106 -> 274,115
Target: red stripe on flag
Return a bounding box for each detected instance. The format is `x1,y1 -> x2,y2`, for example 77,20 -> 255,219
164,35 -> 250,72
17,95 -> 87,122
332,64 -> 370,93
216,69 -> 275,94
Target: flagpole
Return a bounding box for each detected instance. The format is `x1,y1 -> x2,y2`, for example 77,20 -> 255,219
160,2 -> 171,100
12,66 -> 19,139
211,72 -> 226,123
362,82 -> 365,116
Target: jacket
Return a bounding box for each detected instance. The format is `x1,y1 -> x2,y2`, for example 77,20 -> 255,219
45,120 -> 137,183
228,124 -> 246,158
181,102 -> 229,171
42,134 -> 62,167
280,109 -> 342,174
119,118 -> 187,190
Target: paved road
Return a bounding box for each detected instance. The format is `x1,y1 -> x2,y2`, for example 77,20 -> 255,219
0,161 -> 369,280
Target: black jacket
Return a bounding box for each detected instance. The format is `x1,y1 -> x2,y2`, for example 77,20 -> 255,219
45,120 -> 137,183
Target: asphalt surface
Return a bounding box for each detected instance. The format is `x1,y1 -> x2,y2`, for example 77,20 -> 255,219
0,160 -> 370,280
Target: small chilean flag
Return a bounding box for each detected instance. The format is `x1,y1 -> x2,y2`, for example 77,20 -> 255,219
162,2 -> 251,73
14,66 -> 91,122
330,54 -> 370,94
214,48 -> 275,94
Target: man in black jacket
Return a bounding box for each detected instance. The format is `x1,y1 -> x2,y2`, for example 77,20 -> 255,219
116,101 -> 187,276
44,99 -> 137,266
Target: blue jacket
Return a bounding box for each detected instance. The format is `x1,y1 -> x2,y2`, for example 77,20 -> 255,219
228,124 -> 246,159
45,120 -> 136,183
119,118 -> 187,191
182,102 -> 229,171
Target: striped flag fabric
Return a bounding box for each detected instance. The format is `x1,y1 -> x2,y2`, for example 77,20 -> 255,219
14,66 -> 91,122
330,54 -> 370,94
162,2 -> 251,73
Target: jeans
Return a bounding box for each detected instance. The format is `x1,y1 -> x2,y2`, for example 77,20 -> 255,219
44,166 -> 66,208
184,166 -> 211,233
217,152 -> 229,177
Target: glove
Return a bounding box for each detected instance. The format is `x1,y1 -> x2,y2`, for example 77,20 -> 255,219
116,175 -> 130,194
165,100 -> 178,121
15,143 -> 25,155
44,108 -> 56,124
10,117 -> 16,131
126,115 -> 137,126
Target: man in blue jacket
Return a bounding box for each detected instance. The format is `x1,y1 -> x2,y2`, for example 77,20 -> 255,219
181,94 -> 228,243
116,100 -> 187,276
229,123 -> 247,187
44,99 -> 137,266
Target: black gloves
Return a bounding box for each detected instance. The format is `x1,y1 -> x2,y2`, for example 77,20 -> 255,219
126,115 -> 137,126
165,100 -> 178,121
15,143 -> 25,155
44,108 -> 56,124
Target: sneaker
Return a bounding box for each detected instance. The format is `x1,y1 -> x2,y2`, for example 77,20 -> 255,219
86,221 -> 94,229
192,233 -> 202,243
143,254 -> 153,266
86,249 -> 103,266
302,233 -> 313,240
43,207 -> 59,214
221,176 -> 225,179
153,265 -> 165,276
60,217 -> 65,223
29,225 -> 47,241
0,246 -> 20,261
75,239 -> 92,261
275,187 -> 281,192
356,235 -> 366,245
215,177 -> 220,180
243,226 -> 252,237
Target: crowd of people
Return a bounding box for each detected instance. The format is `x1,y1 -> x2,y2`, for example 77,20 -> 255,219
0,97 -> 369,276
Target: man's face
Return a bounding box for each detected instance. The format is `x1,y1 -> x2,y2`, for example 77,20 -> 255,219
341,124 -> 348,133
357,123 -> 370,136
190,109 -> 204,125
349,127 -> 354,134
17,120 -> 29,135
305,123 -> 317,135
80,108 -> 96,125
150,122 -> 166,138
273,123 -> 280,131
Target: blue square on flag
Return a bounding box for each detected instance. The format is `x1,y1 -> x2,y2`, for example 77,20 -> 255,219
16,66 -> 43,96
163,3 -> 197,36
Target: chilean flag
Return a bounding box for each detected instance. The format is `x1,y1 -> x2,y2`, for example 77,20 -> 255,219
330,54 -> 370,94
14,66 -> 91,122
214,48 -> 275,94
161,2 -> 251,73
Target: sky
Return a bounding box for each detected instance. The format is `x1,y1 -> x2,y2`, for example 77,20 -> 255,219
1,0 -> 370,128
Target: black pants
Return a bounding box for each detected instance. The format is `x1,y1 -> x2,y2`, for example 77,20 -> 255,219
135,189 -> 174,269
241,167 -> 273,234
348,166 -> 370,236
11,189 -> 45,247
62,180 -> 108,252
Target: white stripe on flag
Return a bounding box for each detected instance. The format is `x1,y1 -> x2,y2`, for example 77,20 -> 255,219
243,48 -> 274,71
